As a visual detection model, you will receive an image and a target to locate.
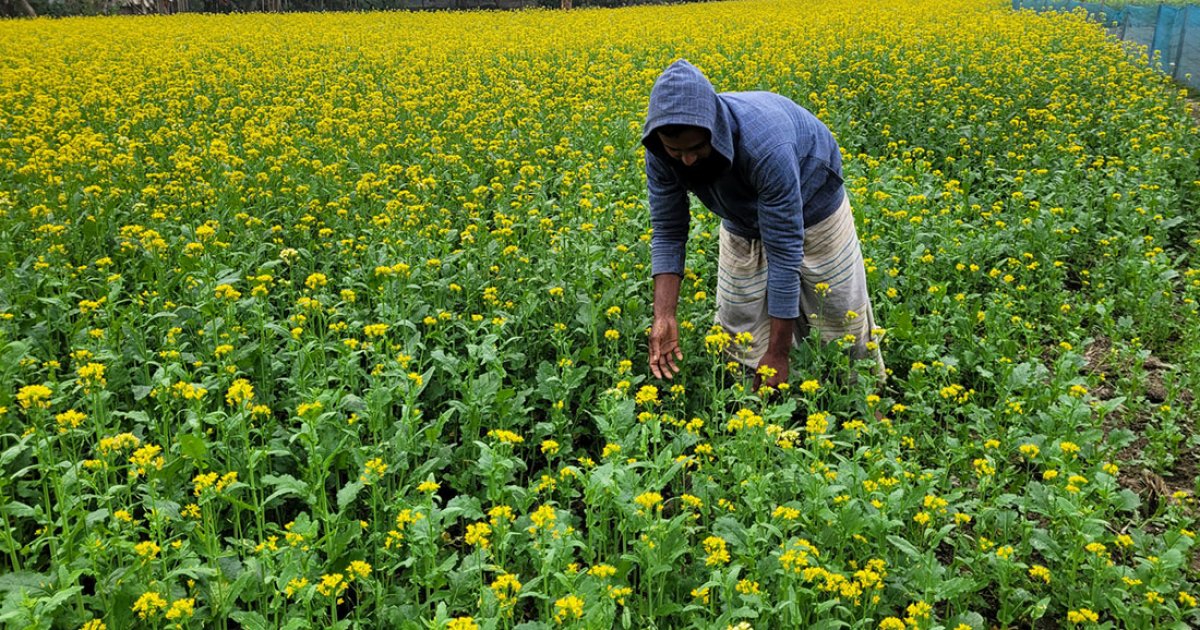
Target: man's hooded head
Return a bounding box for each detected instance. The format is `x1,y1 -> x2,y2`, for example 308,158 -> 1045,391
642,60 -> 734,185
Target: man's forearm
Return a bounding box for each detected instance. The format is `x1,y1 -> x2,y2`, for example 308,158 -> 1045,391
653,273 -> 682,319
765,316 -> 795,359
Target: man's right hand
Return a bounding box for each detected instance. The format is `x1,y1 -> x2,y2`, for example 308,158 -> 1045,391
649,315 -> 683,380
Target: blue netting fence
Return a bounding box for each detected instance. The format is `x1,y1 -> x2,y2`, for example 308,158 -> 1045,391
1014,0 -> 1200,91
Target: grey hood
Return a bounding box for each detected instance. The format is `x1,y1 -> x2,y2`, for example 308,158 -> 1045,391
641,59 -> 736,168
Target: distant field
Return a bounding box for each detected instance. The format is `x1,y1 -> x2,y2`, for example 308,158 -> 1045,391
1,1 -> 1199,628
1075,0 -> 1195,7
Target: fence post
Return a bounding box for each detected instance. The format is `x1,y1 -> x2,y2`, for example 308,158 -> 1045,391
1175,5 -> 1190,80
1152,3 -> 1164,65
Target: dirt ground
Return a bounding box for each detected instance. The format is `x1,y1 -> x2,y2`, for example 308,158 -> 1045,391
1084,337 -> 1199,570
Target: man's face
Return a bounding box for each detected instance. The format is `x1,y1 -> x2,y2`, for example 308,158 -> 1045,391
658,128 -> 712,167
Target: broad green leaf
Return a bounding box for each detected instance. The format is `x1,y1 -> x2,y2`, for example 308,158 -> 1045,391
230,611 -> 270,630
178,433 -> 208,461
1113,489 -> 1141,512
336,480 -> 364,513
262,474 -> 311,505
887,534 -> 922,559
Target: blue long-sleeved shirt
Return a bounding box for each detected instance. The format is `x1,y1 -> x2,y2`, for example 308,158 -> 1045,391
642,59 -> 846,320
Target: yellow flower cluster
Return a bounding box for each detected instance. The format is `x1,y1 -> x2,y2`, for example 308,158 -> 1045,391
384,509 -> 425,550
779,538 -> 820,572
225,378 -> 255,406
528,504 -> 557,534
447,618 -> 479,630
193,471 -> 238,496
486,429 -> 525,444
634,385 -> 659,407
54,409 -> 86,434
553,594 -> 584,624
76,362 -> 107,391
16,384 -> 53,411
465,522 -> 491,548
634,492 -> 664,513
796,558 -> 888,607
316,573 -> 347,598
128,444 -> 164,477
361,457 -> 388,483
490,573 -> 522,614
703,535 -> 731,566
726,408 -> 764,432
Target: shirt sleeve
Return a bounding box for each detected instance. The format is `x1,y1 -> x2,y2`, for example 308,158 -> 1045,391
645,151 -> 690,277
750,143 -> 805,320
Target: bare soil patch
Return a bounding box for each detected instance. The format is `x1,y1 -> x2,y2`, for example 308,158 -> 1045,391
1187,96 -> 1200,128
1083,337 -> 1197,521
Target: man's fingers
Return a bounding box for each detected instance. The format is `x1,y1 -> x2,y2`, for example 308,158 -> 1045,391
649,328 -> 681,380
659,353 -> 675,379
651,341 -> 680,380
663,357 -> 677,379
649,347 -> 662,379
666,343 -> 682,375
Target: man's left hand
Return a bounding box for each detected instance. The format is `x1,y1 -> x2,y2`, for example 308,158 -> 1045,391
752,350 -> 789,393
753,316 -> 795,394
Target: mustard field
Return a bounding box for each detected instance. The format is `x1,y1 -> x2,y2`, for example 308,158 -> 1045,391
2,1 -> 1200,627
